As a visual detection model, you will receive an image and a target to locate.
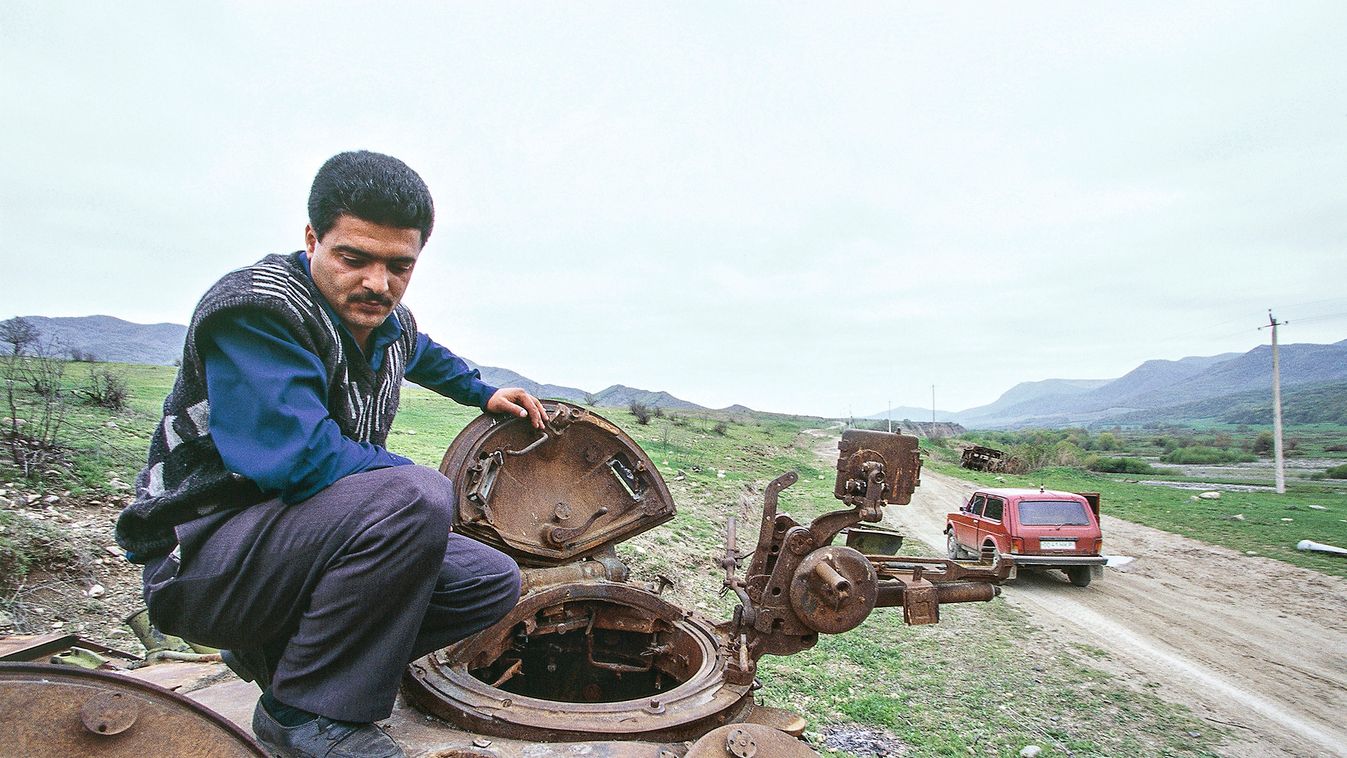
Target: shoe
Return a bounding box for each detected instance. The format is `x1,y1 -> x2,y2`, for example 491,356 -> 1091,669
252,700 -> 405,758
222,647 -> 273,691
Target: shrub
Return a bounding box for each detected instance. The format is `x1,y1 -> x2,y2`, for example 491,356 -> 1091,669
1161,446 -> 1256,465
1325,463 -> 1347,480
3,345 -> 69,477
1087,456 -> 1157,475
628,401 -> 653,425
1252,431 -> 1274,455
712,420 -> 729,436
80,366 -> 129,411
1093,432 -> 1119,451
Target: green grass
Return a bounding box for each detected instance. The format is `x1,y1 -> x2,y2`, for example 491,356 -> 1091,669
759,601 -> 1222,757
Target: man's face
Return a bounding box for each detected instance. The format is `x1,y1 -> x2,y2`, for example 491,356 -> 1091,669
305,215 -> 423,345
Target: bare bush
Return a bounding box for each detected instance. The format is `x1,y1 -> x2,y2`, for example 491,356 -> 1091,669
0,317 -> 38,357
80,366 -> 129,411
2,342 -> 69,478
629,401 -> 653,425
712,420 -> 729,436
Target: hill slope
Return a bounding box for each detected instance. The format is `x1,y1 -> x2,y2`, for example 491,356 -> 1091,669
18,315 -> 187,365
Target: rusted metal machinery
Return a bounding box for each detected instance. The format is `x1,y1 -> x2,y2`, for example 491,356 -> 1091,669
0,662 -> 266,757
406,403 -> 1008,746
960,444 -> 1006,472
0,402 -> 1008,757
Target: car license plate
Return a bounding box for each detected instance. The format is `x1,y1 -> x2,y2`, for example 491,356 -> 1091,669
1040,539 -> 1076,550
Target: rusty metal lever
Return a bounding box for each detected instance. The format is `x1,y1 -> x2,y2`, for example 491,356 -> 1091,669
545,507 -> 609,547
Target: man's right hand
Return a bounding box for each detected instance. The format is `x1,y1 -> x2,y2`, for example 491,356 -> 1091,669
486,388 -> 546,430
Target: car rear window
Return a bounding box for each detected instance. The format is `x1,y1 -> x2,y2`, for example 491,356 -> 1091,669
1017,500 -> 1090,526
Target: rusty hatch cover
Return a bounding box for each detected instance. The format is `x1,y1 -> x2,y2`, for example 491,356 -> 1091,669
0,662 -> 266,757
440,400 -> 675,566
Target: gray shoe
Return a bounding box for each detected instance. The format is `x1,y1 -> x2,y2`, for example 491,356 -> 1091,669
222,647 -> 274,691
251,700 -> 404,758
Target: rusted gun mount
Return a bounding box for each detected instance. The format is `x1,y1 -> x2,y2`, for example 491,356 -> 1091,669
719,430 -> 1008,685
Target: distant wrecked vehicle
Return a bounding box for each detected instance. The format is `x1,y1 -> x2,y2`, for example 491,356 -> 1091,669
945,487 -> 1106,587
959,444 -> 1007,472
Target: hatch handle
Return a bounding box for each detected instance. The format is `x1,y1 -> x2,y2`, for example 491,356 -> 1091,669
544,507 -> 609,547
505,433 -> 550,457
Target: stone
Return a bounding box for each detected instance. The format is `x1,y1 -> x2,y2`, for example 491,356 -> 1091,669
1226,514 -> 1245,521
1308,504 -> 1327,511
1019,746 -> 1042,758
42,494 -> 59,504
87,583 -> 106,598
1198,491 -> 1221,500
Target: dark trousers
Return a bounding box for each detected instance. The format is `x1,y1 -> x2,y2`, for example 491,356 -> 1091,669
142,466 -> 520,722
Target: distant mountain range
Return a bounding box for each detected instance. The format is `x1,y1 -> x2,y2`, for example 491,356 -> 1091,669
946,340 -> 1347,428
13,315 -> 1344,427
14,315 -> 742,413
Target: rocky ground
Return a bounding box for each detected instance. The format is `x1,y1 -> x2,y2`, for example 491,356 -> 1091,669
0,480 -> 147,653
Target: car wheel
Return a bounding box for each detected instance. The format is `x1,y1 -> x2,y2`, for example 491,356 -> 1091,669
1067,566 -> 1092,587
946,532 -> 963,560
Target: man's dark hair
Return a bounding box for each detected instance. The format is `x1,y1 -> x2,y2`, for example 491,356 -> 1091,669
308,150 -> 435,244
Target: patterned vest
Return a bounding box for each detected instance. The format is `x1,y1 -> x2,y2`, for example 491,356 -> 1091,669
114,251 -> 417,561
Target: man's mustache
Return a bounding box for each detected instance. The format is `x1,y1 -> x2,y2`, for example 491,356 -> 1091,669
348,293 -> 393,307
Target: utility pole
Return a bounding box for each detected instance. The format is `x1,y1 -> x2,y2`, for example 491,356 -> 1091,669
1262,310 -> 1287,494
931,385 -> 936,424
887,400 -> 892,433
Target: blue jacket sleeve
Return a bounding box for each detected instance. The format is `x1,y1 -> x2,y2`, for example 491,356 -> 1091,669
405,333 -> 499,410
200,310 -> 414,504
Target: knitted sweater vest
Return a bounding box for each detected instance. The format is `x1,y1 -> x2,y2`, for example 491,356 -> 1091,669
114,251 -> 418,562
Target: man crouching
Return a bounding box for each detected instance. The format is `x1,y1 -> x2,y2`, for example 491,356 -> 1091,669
116,150 -> 541,757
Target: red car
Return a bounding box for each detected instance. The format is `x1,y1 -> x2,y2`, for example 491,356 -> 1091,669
945,487 -> 1106,587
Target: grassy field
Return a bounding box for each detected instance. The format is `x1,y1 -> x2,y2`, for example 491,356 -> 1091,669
0,361 -> 1249,756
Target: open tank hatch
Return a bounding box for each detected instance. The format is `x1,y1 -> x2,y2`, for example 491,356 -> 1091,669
405,583 -> 754,742
469,597 -> 695,703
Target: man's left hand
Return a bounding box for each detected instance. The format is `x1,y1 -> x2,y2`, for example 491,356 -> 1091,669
486,388 -> 546,430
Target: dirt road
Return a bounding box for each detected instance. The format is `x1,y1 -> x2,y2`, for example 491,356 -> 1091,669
887,468 -> 1347,758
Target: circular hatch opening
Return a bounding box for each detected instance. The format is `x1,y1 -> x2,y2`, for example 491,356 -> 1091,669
405,584 -> 754,742
469,596 -> 699,703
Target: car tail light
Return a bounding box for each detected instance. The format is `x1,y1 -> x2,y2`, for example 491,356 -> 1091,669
1094,538 -> 1103,552
1010,537 -> 1024,554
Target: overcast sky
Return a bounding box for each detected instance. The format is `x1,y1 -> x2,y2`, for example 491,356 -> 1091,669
2,2 -> 1344,417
